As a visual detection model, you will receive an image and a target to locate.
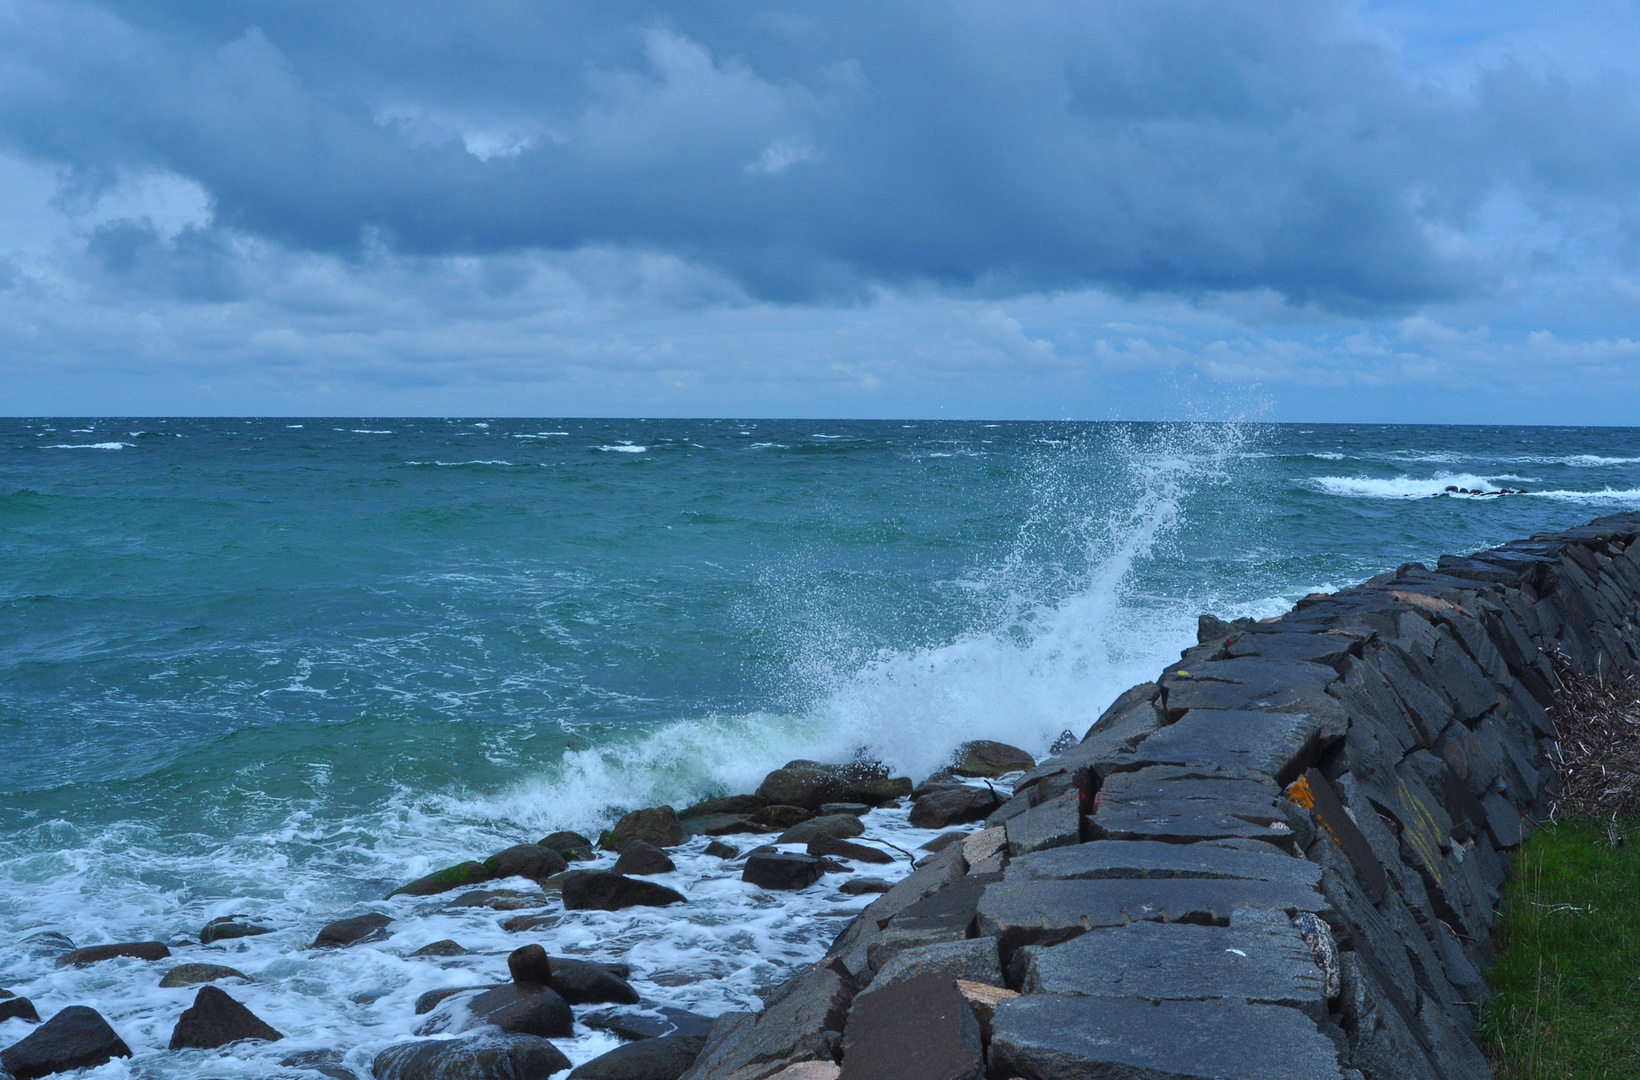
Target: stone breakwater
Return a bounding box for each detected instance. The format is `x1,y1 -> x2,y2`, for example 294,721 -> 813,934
4,510 -> 1640,1080
677,511 -> 1640,1080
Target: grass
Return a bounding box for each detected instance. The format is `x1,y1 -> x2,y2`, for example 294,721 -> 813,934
1482,818 -> 1640,1078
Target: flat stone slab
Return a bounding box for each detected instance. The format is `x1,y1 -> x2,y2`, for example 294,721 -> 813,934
976,877 -> 1328,953
838,972 -> 981,1080
866,938 -> 1003,992
1121,709 -> 1328,784
1006,840 -> 1319,888
1015,913 -> 1328,1018
1088,767 -> 1292,846
989,995 -> 1347,1080
1004,794 -> 1080,857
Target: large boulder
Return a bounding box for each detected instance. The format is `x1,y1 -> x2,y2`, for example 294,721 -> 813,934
679,795 -> 767,818
372,1034 -> 571,1080
313,913 -> 392,948
486,845 -> 570,883
908,787 -> 1000,830
467,984 -> 575,1039
775,816 -> 864,845
613,841 -> 676,876
546,958 -> 641,1006
742,853 -> 823,891
838,972 -> 982,1080
159,963 -> 250,988
169,984 -> 284,1049
0,1006 -> 131,1080
754,762 -> 912,812
750,806 -> 812,830
567,1034 -> 707,1080
57,942 -> 170,967
199,916 -> 274,944
606,807 -> 687,852
561,872 -> 687,911
950,741 -> 1035,778
389,861 -> 494,899
678,964 -> 857,1080
539,831 -> 595,862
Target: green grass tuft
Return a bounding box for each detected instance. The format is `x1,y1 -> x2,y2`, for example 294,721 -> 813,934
1482,818 -> 1640,1079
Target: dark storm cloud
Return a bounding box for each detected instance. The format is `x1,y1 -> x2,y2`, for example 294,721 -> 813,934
3,0 -> 1638,307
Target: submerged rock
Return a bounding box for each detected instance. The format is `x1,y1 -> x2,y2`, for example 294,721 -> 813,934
567,1033 -> 706,1080
19,932 -> 75,960
411,939 -> 469,957
561,871 -> 686,911
679,795 -> 767,818
539,831 -> 595,862
159,963 -> 251,988
545,958 -> 641,1006
704,840 -> 739,859
0,1006 -> 131,1079
467,984 -> 575,1039
168,984 -> 284,1049
57,942 -> 170,967
373,1034 -> 571,1080
606,807 -> 687,852
951,740 -> 1035,778
199,916 -> 274,944
312,913 -> 392,948
750,805 -> 812,829
484,844 -> 569,884
613,840 -> 677,876
281,1049 -> 361,1080
838,877 -> 893,895
388,861 -> 493,899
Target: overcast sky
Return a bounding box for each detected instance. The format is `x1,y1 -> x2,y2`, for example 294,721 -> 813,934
2,0 -> 1638,420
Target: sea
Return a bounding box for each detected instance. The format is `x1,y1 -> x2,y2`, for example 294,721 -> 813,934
2,418 -> 1638,1076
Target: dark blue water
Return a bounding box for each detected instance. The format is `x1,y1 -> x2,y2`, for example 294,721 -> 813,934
1,418 -> 1636,1073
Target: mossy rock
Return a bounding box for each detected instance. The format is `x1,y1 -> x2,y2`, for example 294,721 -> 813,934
387,861 -> 494,899
538,831 -> 595,862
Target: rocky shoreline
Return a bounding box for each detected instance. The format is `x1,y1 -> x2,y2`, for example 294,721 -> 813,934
6,510 -> 1640,1080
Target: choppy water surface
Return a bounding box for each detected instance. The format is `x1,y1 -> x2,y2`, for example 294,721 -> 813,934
1,419 -> 1637,1075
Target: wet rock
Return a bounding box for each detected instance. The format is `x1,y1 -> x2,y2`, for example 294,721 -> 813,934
509,944 -> 553,986
485,844 -> 570,884
805,834 -> 894,864
415,986 -> 490,1015
678,964 -> 856,1080
0,997 -> 41,1024
547,958 -> 641,1006
57,941 -> 171,967
818,803 -> 870,816
539,831 -> 596,862
159,963 -> 250,988
566,1034 -> 707,1080
614,840 -> 677,876
561,871 -> 686,911
282,1048 -> 361,1080
388,861 -> 494,899
680,795 -> 768,818
838,877 -> 893,895
467,984 -> 575,1039
754,760 -> 912,812
908,786 -> 1000,830
502,914 -> 561,933
372,1033 -> 572,1080
704,841 -> 739,859
607,807 -> 687,852
918,831 -> 967,853
989,996 -> 1348,1080
199,916 -> 274,944
680,814 -> 761,837
169,984 -> 284,1049
0,1006 -> 131,1080
751,805 -> 813,830
447,889 -> 549,911
412,939 -> 470,957
583,1006 -> 714,1042
839,972 -> 982,1080
775,815 -> 864,845
743,852 -> 823,890
865,938 -> 1003,991
19,932 -> 75,960
313,913 -> 393,948
950,740 -> 1035,778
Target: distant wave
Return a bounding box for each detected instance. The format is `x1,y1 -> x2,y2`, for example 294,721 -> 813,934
1310,473 -> 1520,499
597,444 -> 647,453
1307,452 -> 1345,460
45,442 -> 130,450
405,459 -> 516,467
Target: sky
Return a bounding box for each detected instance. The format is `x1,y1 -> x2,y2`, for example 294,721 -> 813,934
1,0 -> 1638,421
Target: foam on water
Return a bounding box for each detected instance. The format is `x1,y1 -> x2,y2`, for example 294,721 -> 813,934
44,442 -> 130,450
1311,472 -> 1522,499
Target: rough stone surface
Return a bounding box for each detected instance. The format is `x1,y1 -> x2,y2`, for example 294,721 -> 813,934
466,984 -> 575,1039
561,872 -> 686,911
566,1034 -> 706,1080
682,814 -> 761,837
412,939 -> 470,957
546,958 -> 641,1005
56,941 -> 170,967
805,835 -> 893,864
390,861 -> 494,898
169,984 -> 284,1049
949,740 -> 1035,778
1003,793 -> 1080,856
908,786 -> 1000,830
752,806 -> 813,830
989,995 -> 1347,1080
0,997 -> 41,1024
705,841 -> 739,859
678,965 -> 856,1080
1125,708 -> 1330,784
313,913 -> 393,948
486,844 -> 570,883
0,1006 -> 131,1080
199,916 -> 274,944
743,852 -> 823,891
159,963 -> 251,987
754,761 -> 912,811
539,831 -> 595,862
864,938 -> 1002,991
614,840 -> 678,876
1005,838 -> 1320,886
607,807 -> 688,852
774,815 -> 864,845
838,878 -> 892,895
372,1034 -> 572,1080
508,944 -> 552,986
837,973 -> 981,1080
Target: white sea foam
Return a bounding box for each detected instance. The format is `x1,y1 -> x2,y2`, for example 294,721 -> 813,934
353,430 -> 393,435
1530,487 -> 1640,502
597,444 -> 647,453
1307,452 -> 1344,460
45,442 -> 130,450
1310,473 -> 1516,499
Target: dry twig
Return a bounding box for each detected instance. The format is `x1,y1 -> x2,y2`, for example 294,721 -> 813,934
1546,653 -> 1640,824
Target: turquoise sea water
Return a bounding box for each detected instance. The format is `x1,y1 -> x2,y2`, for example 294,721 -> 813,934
2,418 -> 1638,1073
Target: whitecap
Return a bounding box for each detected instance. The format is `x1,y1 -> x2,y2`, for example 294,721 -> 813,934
45,442 -> 130,450
597,444 -> 648,453
1307,473 -> 1525,499
1307,452 -> 1344,460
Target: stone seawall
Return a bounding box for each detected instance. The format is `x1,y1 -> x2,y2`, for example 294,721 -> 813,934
680,511 -> 1640,1080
